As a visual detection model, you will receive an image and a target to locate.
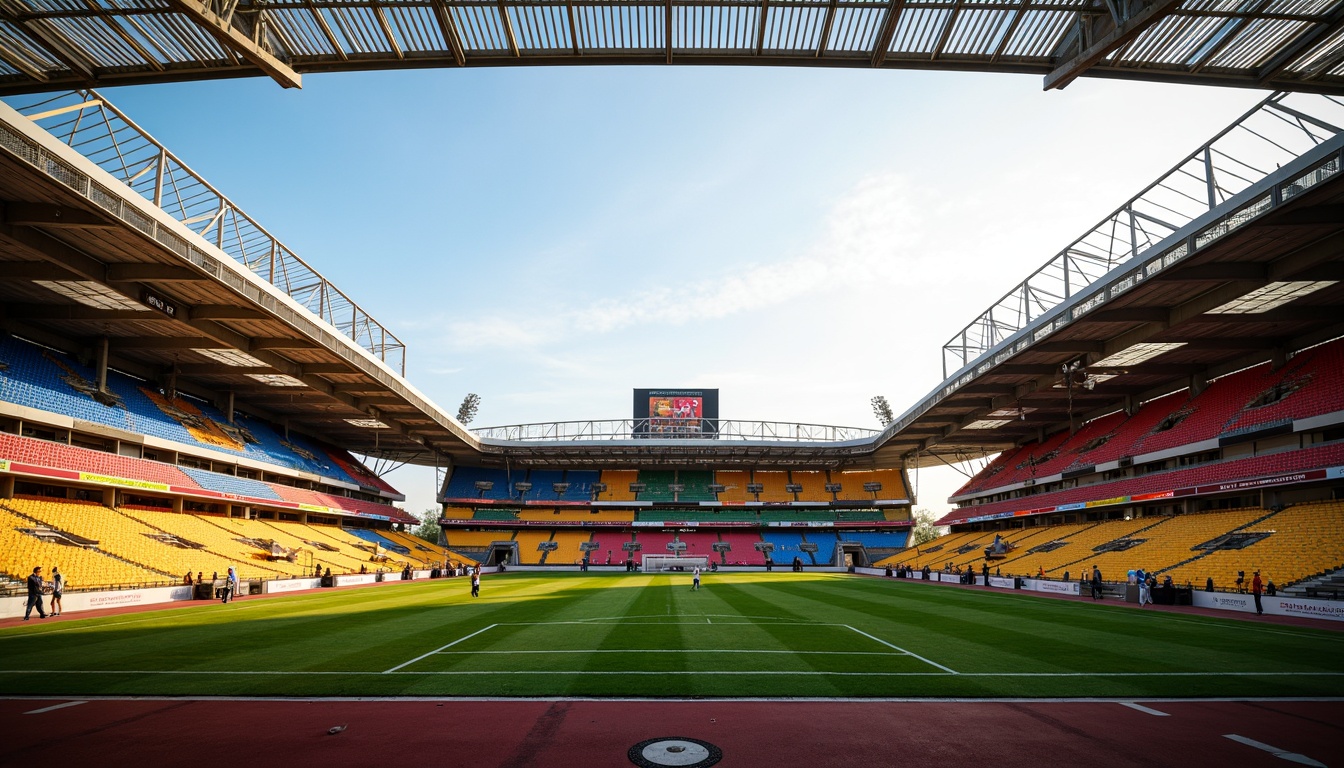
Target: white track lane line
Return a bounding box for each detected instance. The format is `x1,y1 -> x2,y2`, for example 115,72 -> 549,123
24,700 -> 86,715
1118,702 -> 1169,716
1223,734 -> 1326,766
845,625 -> 958,674
382,624 -> 497,673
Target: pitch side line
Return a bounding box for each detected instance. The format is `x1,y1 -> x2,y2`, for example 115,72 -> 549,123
383,624 -> 497,673
845,625 -> 958,674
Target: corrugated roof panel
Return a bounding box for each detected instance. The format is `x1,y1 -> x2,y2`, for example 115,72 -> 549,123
510,5 -> 570,52
1119,14 -> 1223,65
1210,18 -> 1310,69
266,9 -> 338,57
944,8 -> 1014,56
452,4 -> 508,51
764,3 -> 826,52
387,6 -> 443,53
574,5 -> 662,50
998,10 -> 1072,58
890,7 -> 950,55
827,6 -> 883,53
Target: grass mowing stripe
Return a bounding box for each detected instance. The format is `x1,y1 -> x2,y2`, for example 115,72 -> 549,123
1,572 -> 1340,698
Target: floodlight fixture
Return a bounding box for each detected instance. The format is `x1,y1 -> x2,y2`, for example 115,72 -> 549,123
552,482 -> 570,494
708,484 -> 726,494
785,483 -> 803,493
514,482 -> 533,492
473,481 -> 494,492
824,483 -> 842,493
746,483 -> 764,494
863,482 -> 883,493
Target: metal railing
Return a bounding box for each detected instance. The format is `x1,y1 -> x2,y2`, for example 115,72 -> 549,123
2,90 -> 407,375
942,91 -> 1344,378
474,419 -> 879,443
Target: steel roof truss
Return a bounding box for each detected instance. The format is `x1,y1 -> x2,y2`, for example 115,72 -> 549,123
160,0 -> 301,88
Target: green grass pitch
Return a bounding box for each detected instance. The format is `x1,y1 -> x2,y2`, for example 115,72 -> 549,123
2,572 -> 1342,698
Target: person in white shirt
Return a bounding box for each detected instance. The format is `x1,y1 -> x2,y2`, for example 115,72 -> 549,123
692,567 -> 701,591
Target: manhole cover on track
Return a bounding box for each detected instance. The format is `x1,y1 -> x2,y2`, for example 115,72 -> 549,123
627,737 -> 723,768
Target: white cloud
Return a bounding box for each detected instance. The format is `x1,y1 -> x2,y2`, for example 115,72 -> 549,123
440,172 -> 925,350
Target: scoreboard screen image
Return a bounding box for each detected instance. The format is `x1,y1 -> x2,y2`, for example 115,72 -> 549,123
633,389 -> 719,437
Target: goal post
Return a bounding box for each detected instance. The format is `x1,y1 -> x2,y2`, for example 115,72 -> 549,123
642,555 -> 710,573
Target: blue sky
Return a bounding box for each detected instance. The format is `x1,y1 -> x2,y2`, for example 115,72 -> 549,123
95,66 -> 1266,517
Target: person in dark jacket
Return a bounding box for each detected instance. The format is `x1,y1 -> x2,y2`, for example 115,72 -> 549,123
1090,565 -> 1103,600
25,566 -> 48,620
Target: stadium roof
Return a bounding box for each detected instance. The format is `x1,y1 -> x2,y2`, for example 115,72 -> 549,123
0,0 -> 1343,96
0,87 -> 1340,475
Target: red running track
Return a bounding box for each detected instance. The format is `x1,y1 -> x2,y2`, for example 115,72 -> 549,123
1,697 -> 1340,767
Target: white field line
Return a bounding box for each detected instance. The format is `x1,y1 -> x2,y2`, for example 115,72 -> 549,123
383,624 -> 497,674
435,650 -> 901,655
24,700 -> 86,714
1223,734 -> 1327,767
7,669 -> 1339,678
1119,702 -> 1170,716
497,619 -> 839,626
845,625 -> 958,674
561,613 -> 802,623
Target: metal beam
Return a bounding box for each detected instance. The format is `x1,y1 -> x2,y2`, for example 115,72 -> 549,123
161,0 -> 302,88
0,303 -> 167,321
816,0 -> 840,57
3,202 -> 115,229
496,0 -> 520,56
1031,340 -> 1106,354
0,260 -> 80,280
105,263 -> 208,282
1256,3 -> 1344,84
666,0 -> 674,63
1087,306 -> 1170,323
1152,262 -> 1267,281
0,16 -> 97,82
869,0 -> 906,66
250,336 -> 320,350
173,364 -> 275,375
110,335 -> 226,349
1044,0 -> 1183,91
189,304 -> 267,320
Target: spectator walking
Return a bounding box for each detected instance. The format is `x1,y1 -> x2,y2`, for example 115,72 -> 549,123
470,567 -> 481,598
221,566 -> 238,604
1090,565 -> 1103,600
24,566 -> 48,620
692,566 -> 701,591
1252,570 -> 1264,615
50,566 -> 64,616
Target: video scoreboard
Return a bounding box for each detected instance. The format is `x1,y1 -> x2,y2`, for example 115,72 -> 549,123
633,388 -> 719,438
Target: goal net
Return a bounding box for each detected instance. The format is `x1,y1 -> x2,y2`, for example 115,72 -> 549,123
642,555 -> 710,573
